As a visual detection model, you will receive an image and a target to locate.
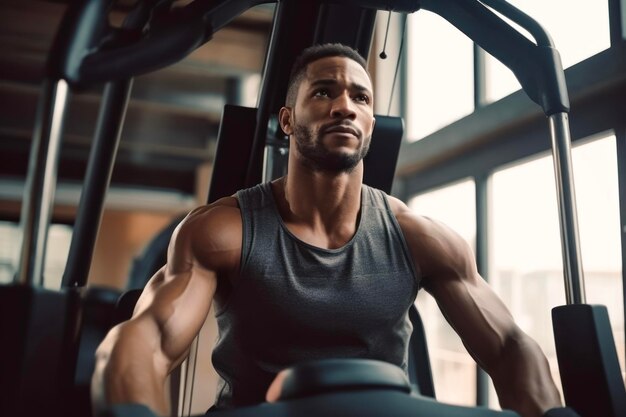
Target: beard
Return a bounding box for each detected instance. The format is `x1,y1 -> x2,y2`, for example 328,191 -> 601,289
293,123 -> 371,174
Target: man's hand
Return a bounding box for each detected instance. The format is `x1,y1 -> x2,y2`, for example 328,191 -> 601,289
266,370 -> 289,403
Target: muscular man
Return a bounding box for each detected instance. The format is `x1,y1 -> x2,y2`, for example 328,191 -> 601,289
92,44 -> 561,417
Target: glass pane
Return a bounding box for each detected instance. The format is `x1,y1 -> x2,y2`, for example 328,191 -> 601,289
44,224 -> 73,289
0,221 -> 72,289
489,132 -> 623,407
408,179 -> 477,406
484,0 -> 610,102
571,135 -> 623,373
406,10 -> 474,141
0,221 -> 20,284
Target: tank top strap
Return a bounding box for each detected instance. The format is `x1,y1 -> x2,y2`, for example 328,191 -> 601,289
235,182 -> 277,274
360,184 -> 421,287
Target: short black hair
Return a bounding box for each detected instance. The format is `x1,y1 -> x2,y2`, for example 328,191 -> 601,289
285,43 -> 370,107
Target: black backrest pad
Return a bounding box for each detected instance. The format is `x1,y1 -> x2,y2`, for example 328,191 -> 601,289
207,105 -> 258,204
209,106 -> 404,199
363,115 -> 403,194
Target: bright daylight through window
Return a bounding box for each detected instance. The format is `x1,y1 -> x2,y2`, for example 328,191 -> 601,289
488,132 -> 624,407
484,0 -> 610,102
408,179 -> 477,406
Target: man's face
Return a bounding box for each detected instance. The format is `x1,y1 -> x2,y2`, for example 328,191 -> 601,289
280,56 -> 375,173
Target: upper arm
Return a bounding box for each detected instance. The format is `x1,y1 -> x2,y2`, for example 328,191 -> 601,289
121,198 -> 242,371
390,197 -> 520,372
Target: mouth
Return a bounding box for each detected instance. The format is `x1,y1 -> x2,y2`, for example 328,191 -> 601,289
322,125 -> 359,138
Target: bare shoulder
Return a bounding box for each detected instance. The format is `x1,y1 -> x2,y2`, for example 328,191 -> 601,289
179,196 -> 240,231
386,194 -> 459,243
170,196 -> 242,273
385,194 -> 476,283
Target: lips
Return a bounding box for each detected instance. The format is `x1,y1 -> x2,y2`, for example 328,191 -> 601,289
322,124 -> 359,138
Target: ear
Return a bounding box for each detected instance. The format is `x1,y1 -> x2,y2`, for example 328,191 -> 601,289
279,107 -> 293,135
371,116 -> 376,132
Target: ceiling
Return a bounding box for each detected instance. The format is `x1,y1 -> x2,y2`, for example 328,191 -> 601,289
0,0 -> 274,203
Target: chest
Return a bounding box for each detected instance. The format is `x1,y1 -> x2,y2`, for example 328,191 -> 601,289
234,240 -> 417,335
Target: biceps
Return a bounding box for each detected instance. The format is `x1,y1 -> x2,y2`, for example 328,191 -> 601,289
428,276 -> 518,371
135,267 -> 217,369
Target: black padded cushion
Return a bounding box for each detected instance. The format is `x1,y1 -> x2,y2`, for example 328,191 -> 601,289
279,358 -> 411,401
112,288 -> 143,325
542,408 -> 581,417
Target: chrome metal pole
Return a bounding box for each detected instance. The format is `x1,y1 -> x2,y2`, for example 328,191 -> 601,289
548,112 -> 586,305
15,79 -> 70,286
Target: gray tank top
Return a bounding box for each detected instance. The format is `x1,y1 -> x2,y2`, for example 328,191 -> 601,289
211,182 -> 420,409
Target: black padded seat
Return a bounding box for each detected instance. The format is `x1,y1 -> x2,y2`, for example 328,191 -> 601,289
279,358 -> 412,400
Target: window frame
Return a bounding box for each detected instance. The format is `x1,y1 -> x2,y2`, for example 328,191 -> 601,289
396,0 -> 626,406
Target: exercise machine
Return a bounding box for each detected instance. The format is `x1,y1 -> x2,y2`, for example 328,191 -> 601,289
1,1 -> 623,417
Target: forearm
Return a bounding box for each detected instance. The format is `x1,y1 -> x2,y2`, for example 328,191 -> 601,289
92,323 -> 170,417
489,331 -> 561,417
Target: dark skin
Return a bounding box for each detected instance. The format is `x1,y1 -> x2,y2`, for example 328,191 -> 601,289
92,56 -> 561,417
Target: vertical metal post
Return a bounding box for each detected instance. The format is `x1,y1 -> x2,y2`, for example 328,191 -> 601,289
399,13 -> 409,123
608,0 -> 626,42
615,127 -> 626,376
473,36 -> 489,405
548,112 -> 586,305
16,79 -> 70,286
474,174 -> 490,406
61,79 -> 133,289
245,0 -> 319,187
473,44 -> 487,109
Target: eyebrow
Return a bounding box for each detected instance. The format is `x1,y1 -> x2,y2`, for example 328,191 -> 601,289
309,78 -> 372,96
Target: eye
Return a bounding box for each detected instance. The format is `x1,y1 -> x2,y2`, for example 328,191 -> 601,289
354,93 -> 370,104
313,89 -> 330,98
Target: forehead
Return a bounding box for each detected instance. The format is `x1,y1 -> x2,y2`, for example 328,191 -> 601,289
302,56 -> 372,91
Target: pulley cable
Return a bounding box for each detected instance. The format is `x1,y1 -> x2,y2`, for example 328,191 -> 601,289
179,335 -> 200,417
186,336 -> 200,417
379,10 -> 392,59
387,12 -> 408,116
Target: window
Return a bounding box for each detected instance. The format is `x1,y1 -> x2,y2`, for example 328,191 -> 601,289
0,221 -> 20,284
408,179 -> 477,405
45,224 -> 73,289
0,221 -> 72,289
406,10 -> 474,140
489,132 -> 623,406
484,0 -> 611,102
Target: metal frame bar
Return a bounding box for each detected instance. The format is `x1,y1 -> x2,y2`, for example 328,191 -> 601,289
398,45 -> 626,194
549,113 -> 585,304
61,80 -> 133,288
609,0 -> 626,42
418,0 -> 582,302
473,44 -> 487,109
608,1 -> 625,363
616,126 -> 626,375
611,0 -> 626,368
16,80 -> 70,286
474,174 -> 490,407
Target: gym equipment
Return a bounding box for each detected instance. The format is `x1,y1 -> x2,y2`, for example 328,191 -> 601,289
99,361 -> 519,417
97,359 -> 583,417
3,0 -> 623,417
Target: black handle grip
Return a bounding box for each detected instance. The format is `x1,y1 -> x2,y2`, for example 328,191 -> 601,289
54,0 -> 272,86
47,0 -> 116,82
543,407 -> 581,417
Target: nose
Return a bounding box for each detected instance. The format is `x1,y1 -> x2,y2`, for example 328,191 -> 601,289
330,91 -> 356,120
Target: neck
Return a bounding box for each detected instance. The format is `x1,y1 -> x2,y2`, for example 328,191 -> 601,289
271,153 -> 363,247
